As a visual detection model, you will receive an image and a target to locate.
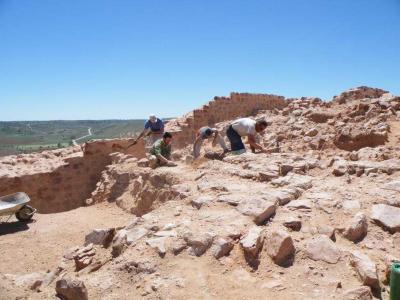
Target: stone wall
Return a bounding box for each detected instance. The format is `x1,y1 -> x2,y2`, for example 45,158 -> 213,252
0,139 -> 146,213
166,92 -> 287,148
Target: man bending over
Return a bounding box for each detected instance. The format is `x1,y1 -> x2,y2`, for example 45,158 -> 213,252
226,118 -> 268,155
193,126 -> 228,159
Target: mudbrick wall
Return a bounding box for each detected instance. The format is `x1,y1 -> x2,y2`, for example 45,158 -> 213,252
165,92 -> 287,148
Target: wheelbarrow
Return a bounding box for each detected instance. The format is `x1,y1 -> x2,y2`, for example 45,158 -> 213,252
0,192 -> 36,222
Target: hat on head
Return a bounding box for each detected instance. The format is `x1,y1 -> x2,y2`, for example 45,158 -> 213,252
149,114 -> 157,123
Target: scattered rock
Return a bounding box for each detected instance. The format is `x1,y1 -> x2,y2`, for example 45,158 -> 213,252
282,216 -> 302,231
382,180 -> 400,192
266,229 -> 295,266
211,237 -> 234,259
350,251 -> 379,289
268,188 -> 300,206
286,199 -> 312,210
371,204 -> 400,233
146,237 -> 167,257
306,235 -> 341,264
305,128 -> 318,137
73,244 -> 96,271
342,200 -> 361,212
84,228 -> 115,247
111,229 -> 128,257
343,286 -> 372,300
191,195 -> 214,209
55,278 -> 88,300
126,227 -> 149,245
171,239 -> 187,255
343,212 -> 368,242
236,197 -> 277,225
217,194 -> 243,206
240,226 -> 264,264
316,225 -> 336,241
184,232 -> 214,256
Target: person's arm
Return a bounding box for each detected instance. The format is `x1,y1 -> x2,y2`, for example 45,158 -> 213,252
153,142 -> 175,165
247,134 -> 266,152
125,128 -> 148,149
193,135 -> 202,158
156,153 -> 169,164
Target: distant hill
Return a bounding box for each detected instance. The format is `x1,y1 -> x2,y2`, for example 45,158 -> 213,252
0,119 -> 150,156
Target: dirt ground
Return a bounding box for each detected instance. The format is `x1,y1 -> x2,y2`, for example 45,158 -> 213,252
0,202 -> 132,274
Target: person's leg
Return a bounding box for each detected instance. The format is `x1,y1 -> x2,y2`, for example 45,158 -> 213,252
148,155 -> 158,169
226,126 -> 245,152
193,139 -> 203,158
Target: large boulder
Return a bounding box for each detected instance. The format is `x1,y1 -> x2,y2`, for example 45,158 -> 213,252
371,204 -> 400,233
265,229 -> 295,266
55,278 -> 88,300
350,251 -> 379,289
343,212 -> 368,242
306,235 -> 341,264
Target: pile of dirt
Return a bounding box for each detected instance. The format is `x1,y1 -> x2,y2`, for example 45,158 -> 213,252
1,86 -> 400,300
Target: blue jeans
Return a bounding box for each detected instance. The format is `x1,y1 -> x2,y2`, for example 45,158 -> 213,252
226,125 -> 245,151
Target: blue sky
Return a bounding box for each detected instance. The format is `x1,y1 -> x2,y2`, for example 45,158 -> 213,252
0,0 -> 399,121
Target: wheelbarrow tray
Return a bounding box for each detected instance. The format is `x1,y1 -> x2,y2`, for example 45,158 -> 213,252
0,192 -> 31,216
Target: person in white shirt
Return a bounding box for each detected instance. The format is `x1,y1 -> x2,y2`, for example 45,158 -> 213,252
193,126 -> 228,159
226,118 -> 268,154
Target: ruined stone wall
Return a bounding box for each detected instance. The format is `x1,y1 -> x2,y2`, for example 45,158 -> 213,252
0,139 -> 146,213
166,92 -> 287,148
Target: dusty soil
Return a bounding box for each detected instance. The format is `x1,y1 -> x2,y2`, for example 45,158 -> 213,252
0,202 -> 132,274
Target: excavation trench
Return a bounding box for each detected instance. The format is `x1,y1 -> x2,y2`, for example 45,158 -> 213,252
0,140 -> 146,214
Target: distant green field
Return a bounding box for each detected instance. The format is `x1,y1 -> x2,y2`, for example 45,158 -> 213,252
0,120 -> 148,156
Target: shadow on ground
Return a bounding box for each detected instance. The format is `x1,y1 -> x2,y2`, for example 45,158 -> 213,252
0,220 -> 33,235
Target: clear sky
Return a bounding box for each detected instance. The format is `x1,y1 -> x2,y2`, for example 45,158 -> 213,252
1,0 -> 399,121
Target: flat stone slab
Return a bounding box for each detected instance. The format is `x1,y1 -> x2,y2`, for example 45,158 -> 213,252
371,204 -> 400,233
236,198 -> 276,224
305,235 -> 341,264
383,180 -> 400,192
286,199 -> 312,210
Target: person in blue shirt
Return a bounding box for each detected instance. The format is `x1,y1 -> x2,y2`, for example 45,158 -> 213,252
127,114 -> 165,149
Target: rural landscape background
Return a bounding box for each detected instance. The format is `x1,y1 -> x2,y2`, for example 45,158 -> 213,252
0,120 -> 146,156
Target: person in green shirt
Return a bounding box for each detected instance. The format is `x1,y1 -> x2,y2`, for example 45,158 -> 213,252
149,132 -> 177,168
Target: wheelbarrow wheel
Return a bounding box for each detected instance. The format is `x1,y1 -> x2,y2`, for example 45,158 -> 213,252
15,205 -> 35,222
